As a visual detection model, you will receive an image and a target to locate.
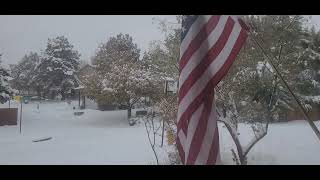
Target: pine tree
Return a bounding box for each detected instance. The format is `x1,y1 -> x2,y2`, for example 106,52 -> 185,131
35,36 -> 80,99
293,26 -> 320,107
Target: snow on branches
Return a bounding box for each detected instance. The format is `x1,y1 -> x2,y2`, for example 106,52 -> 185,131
0,55 -> 16,103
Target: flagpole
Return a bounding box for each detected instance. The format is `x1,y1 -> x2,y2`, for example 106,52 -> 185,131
248,30 -> 320,142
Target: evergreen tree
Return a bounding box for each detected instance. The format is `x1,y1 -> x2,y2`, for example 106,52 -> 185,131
35,36 -> 80,99
0,54 -> 15,103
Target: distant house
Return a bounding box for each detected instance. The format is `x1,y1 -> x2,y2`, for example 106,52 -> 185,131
48,85 -> 62,100
284,97 -> 320,121
18,89 -> 37,97
78,64 -> 96,78
74,64 -> 99,110
164,77 -> 178,94
285,106 -> 320,121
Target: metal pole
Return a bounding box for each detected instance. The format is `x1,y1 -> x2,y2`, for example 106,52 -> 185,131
248,30 -> 320,141
20,97 -> 22,134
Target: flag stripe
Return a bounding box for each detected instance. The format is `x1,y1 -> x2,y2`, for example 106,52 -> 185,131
176,137 -> 185,164
184,104 -> 204,163
177,15 -> 248,165
178,25 -> 246,136
206,127 -> 220,165
178,18 -> 235,104
178,129 -> 187,151
178,16 -> 229,91
185,94 -> 214,164
209,28 -> 248,87
180,16 -> 209,57
194,103 -> 218,165
177,22 -> 242,127
179,15 -> 221,72
181,15 -> 200,42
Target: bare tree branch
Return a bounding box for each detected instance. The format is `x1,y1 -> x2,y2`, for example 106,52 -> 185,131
243,127 -> 268,157
218,119 -> 245,165
143,112 -> 159,165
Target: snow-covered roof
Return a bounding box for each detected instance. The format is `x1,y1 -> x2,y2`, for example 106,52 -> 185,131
164,77 -> 175,81
103,87 -> 114,92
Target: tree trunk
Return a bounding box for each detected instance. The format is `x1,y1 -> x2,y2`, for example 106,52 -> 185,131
218,119 -> 246,165
83,95 -> 86,109
127,106 -> 132,119
161,118 -> 165,147
37,89 -> 41,98
37,87 -> 42,99
61,91 -> 65,101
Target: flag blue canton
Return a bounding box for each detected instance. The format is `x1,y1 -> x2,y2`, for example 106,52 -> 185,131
181,15 -> 199,41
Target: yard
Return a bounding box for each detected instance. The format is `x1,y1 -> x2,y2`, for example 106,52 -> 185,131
0,100 -> 320,165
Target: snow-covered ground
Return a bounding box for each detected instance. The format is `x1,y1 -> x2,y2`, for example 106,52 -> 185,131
219,120 -> 320,165
0,101 -> 164,165
1,100 -> 320,165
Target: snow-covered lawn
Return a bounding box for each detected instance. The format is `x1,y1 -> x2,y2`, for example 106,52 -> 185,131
1,100 -> 320,165
0,101 -> 163,165
219,120 -> 320,165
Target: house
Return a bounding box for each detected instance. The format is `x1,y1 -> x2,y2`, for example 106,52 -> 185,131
284,98 -> 320,121
78,64 -> 96,78
285,106 -> 320,121
74,64 -> 99,110
164,77 -> 178,94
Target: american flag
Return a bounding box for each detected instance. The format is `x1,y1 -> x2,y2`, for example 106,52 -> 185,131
176,15 -> 249,165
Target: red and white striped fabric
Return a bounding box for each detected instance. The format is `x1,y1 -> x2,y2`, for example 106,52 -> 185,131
176,15 -> 249,165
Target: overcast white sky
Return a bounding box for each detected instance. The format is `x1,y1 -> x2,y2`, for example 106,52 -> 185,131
0,15 -> 176,65
1,15 -> 320,66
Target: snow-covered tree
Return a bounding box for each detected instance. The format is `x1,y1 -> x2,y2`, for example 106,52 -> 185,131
146,16 -> 182,164
142,41 -> 178,81
104,59 -> 163,120
10,52 -> 40,95
0,54 -> 15,103
92,33 -> 140,72
88,33 -> 164,121
151,15 -> 318,165
214,15 -> 314,164
292,27 -> 320,108
34,36 -> 80,99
